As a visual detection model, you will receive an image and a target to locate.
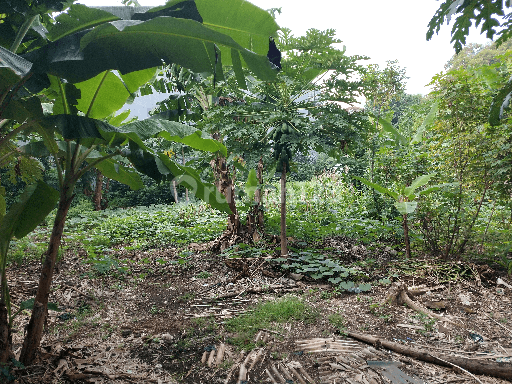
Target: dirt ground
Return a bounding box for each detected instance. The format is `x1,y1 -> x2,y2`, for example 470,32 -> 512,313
6,236 -> 512,384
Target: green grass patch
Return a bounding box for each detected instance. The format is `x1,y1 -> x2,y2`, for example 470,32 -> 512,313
225,295 -> 319,350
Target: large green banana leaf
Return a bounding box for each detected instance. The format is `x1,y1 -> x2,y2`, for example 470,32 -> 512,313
0,181 -> 59,247
12,14 -> 275,87
48,0 -> 278,62
74,68 -> 158,120
45,114 -> 226,156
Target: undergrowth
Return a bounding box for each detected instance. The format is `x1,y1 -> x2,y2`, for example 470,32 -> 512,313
225,295 -> 319,350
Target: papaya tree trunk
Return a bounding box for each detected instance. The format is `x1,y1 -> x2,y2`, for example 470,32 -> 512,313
403,214 -> 411,259
19,184 -> 74,365
280,165 -> 287,257
93,169 -> 103,211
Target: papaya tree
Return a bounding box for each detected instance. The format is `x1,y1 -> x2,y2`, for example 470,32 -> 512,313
0,0 -> 279,364
237,28 -> 368,257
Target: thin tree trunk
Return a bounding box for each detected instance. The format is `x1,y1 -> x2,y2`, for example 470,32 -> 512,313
403,214 -> 411,258
101,178 -> 110,210
0,301 -> 10,363
172,180 -> 179,204
93,170 -> 103,211
19,186 -> 74,365
255,158 -> 264,228
182,147 -> 189,202
457,180 -> 492,256
280,165 -> 287,257
0,250 -> 11,363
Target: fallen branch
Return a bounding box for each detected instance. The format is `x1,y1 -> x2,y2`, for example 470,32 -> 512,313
431,354 -> 483,384
209,285 -> 299,300
397,285 -> 463,327
346,331 -> 512,381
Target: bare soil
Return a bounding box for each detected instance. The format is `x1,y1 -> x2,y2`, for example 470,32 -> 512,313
6,237 -> 512,384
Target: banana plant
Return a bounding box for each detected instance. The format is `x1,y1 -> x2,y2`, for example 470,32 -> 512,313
0,181 -> 59,362
354,173 -> 453,258
0,0 -> 280,365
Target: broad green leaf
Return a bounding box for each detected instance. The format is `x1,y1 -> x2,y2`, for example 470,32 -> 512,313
120,67 -> 158,94
340,281 -> 355,290
245,169 -> 258,202
394,201 -> 418,215
47,4 -> 121,41
0,68 -> 21,94
19,16 -> 276,85
0,181 -> 59,244
231,48 -> 247,89
353,176 -> 398,200
118,119 -> 227,156
369,113 -> 406,146
0,97 -> 44,122
197,0 -> 279,56
357,283 -> 372,292
87,153 -> 144,190
411,102 -> 438,144
419,182 -> 459,195
489,74 -> 512,126
0,47 -> 32,77
403,173 -> 435,199
108,110 -> 132,126
46,115 -> 227,157
47,75 -> 80,115
75,71 -> 131,120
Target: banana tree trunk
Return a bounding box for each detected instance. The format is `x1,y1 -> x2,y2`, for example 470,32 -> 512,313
0,247 -> 10,362
19,184 -> 74,365
280,165 -> 287,257
211,156 -> 239,235
0,292 -> 10,363
93,169 -> 103,211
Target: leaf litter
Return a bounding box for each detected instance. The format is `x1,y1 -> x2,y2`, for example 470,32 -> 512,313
6,236 -> 512,383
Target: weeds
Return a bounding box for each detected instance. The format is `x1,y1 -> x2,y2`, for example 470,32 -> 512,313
328,313 -> 346,334
225,296 -> 319,350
